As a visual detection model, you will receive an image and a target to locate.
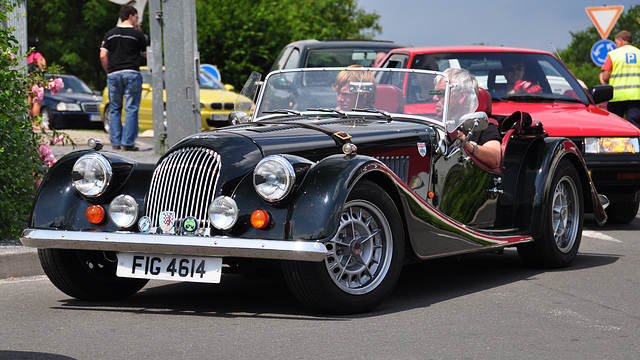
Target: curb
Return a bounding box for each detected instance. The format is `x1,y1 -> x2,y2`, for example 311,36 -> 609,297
0,250 -> 44,279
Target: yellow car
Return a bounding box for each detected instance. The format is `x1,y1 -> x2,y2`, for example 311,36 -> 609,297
100,66 -> 253,133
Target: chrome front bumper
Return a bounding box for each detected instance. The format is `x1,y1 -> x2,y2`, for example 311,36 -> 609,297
20,229 -> 328,262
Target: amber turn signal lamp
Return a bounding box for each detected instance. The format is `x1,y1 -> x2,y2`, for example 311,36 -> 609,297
86,205 -> 105,224
251,210 -> 270,229
428,191 -> 435,199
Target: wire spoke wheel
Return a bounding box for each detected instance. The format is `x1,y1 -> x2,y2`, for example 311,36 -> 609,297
552,176 -> 579,253
324,200 -> 392,295
517,159 -> 583,268
282,180 -> 404,314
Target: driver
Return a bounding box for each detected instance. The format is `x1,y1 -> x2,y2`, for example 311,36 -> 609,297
501,60 -> 542,95
333,65 -> 377,111
434,68 -> 502,169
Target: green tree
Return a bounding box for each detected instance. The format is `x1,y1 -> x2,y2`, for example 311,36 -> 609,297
196,0 -> 381,89
26,0 -> 380,91
27,0 -> 122,90
561,5 -> 640,87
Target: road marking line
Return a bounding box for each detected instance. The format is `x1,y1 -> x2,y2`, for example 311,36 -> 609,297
582,230 -> 622,243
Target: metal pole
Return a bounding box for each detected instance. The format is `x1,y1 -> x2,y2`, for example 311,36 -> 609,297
148,0 -> 166,154
163,0 -> 201,147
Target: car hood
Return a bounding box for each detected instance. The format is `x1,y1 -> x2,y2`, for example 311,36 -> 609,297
199,88 -> 250,103
174,117 -> 433,164
492,102 -> 640,137
45,92 -> 101,103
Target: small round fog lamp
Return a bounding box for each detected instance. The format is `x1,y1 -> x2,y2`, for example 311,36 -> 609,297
109,194 -> 139,228
208,196 -> 238,230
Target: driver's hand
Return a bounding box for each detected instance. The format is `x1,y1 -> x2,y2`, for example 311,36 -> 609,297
513,81 -> 542,94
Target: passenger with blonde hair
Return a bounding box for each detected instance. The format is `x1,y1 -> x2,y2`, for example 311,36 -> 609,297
333,65 -> 377,111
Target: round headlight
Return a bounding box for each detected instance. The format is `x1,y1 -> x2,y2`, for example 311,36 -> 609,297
109,195 -> 139,228
208,196 -> 238,230
72,153 -> 112,197
253,155 -> 296,202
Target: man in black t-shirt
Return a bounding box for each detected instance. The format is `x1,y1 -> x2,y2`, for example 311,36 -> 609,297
433,68 -> 502,169
100,5 -> 147,151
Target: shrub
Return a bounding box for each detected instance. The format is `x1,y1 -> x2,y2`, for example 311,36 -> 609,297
0,1 -> 47,240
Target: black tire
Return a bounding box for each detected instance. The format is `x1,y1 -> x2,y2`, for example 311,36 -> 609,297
41,107 -> 53,130
518,159 -> 583,268
605,200 -> 639,224
103,104 -> 111,134
38,248 -> 148,301
282,180 -> 405,314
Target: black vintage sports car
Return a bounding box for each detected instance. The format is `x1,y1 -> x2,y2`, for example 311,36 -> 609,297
21,68 -> 606,314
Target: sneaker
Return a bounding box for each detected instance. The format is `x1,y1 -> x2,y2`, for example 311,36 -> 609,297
112,145 -> 121,150
122,145 -> 140,152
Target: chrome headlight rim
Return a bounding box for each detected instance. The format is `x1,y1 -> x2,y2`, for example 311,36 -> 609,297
208,196 -> 239,230
109,194 -> 139,228
584,137 -> 640,154
72,153 -> 112,197
253,155 -> 296,202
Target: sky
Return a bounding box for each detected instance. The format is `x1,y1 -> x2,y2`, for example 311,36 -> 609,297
357,0 -> 638,53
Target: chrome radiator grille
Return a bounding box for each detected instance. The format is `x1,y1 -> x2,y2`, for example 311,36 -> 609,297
145,147 -> 221,234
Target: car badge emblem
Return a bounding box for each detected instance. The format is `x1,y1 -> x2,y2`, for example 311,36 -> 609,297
159,211 -> 176,233
183,216 -> 198,234
417,142 -> 427,157
138,216 -> 151,233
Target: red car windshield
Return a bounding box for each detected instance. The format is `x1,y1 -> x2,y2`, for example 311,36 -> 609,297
392,51 -> 590,104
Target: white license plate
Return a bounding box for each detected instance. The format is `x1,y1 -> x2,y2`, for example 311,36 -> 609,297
213,114 -> 229,120
116,253 -> 222,283
90,114 -> 101,121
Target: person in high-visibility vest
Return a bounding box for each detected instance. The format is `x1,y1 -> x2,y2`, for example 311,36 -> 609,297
600,30 -> 640,128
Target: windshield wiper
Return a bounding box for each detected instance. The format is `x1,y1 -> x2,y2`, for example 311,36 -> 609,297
306,108 -> 347,117
499,94 -> 587,105
352,108 -> 394,120
263,109 -> 304,116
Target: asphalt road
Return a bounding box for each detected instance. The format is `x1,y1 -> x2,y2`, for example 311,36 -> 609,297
1,215 -> 639,359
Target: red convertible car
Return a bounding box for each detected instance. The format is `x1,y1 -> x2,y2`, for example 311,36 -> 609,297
381,46 -> 640,223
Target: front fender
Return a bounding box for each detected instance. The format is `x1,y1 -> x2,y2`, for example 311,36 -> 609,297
29,150 -> 154,231
528,138 -> 606,238
288,154 -> 381,241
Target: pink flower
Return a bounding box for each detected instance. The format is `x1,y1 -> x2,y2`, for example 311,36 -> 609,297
44,154 -> 57,167
31,85 -> 44,102
50,134 -> 64,145
39,144 -> 52,159
8,51 -> 14,62
36,178 -> 43,188
48,78 -> 64,95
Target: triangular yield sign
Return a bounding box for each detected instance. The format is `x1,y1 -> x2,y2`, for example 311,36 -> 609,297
586,6 -> 625,40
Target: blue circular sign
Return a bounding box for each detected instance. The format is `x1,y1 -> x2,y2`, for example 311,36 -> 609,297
591,39 -> 616,67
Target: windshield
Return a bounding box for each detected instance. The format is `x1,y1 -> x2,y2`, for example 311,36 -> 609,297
307,48 -> 391,68
403,51 -> 589,103
253,68 -> 479,132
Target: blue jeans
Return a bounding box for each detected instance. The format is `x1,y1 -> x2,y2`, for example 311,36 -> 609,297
107,71 -> 142,147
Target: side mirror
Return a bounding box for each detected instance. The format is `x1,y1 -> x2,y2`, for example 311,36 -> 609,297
589,85 -> 613,104
228,111 -> 250,125
458,111 -> 488,133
